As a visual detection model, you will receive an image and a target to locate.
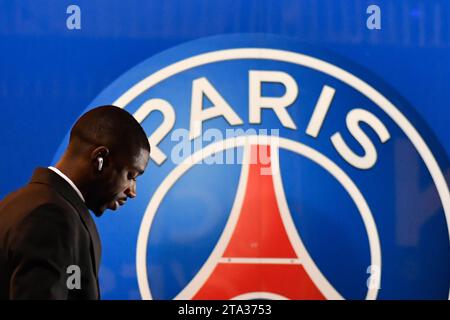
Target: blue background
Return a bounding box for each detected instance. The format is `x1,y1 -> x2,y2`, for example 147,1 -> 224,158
1,0 -> 448,197
0,0 -> 449,299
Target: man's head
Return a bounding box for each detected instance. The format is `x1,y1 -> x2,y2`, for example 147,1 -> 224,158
60,105 -> 150,216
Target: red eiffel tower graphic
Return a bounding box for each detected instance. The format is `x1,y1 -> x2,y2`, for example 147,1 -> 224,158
175,144 -> 342,300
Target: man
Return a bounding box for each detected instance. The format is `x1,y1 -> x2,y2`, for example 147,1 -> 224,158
0,105 -> 150,299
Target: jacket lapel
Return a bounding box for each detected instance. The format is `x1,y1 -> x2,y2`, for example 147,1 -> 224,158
30,168 -> 102,277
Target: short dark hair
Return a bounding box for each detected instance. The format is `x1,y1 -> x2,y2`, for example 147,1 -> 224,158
69,105 -> 150,155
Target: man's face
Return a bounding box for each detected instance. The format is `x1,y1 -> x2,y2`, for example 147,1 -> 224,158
91,147 -> 150,216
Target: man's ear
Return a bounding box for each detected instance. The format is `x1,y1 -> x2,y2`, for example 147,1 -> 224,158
90,146 -> 110,172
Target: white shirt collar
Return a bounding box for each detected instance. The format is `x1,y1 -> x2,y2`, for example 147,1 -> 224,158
48,166 -> 85,203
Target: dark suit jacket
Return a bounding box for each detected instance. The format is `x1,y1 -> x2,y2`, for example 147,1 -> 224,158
0,168 -> 102,299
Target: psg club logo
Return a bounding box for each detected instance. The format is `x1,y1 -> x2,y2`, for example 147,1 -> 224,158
53,35 -> 450,300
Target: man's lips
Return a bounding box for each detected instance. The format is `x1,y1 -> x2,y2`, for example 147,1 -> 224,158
109,199 -> 127,211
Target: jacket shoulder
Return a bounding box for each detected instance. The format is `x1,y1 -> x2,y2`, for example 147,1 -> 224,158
1,182 -> 74,212
0,183 -> 79,245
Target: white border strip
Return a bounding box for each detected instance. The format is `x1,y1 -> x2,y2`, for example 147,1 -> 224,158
231,292 -> 289,300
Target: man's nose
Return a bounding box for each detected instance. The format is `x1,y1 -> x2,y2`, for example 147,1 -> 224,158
126,181 -> 137,198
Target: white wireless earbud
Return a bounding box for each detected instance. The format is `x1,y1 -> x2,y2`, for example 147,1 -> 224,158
97,157 -> 104,171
